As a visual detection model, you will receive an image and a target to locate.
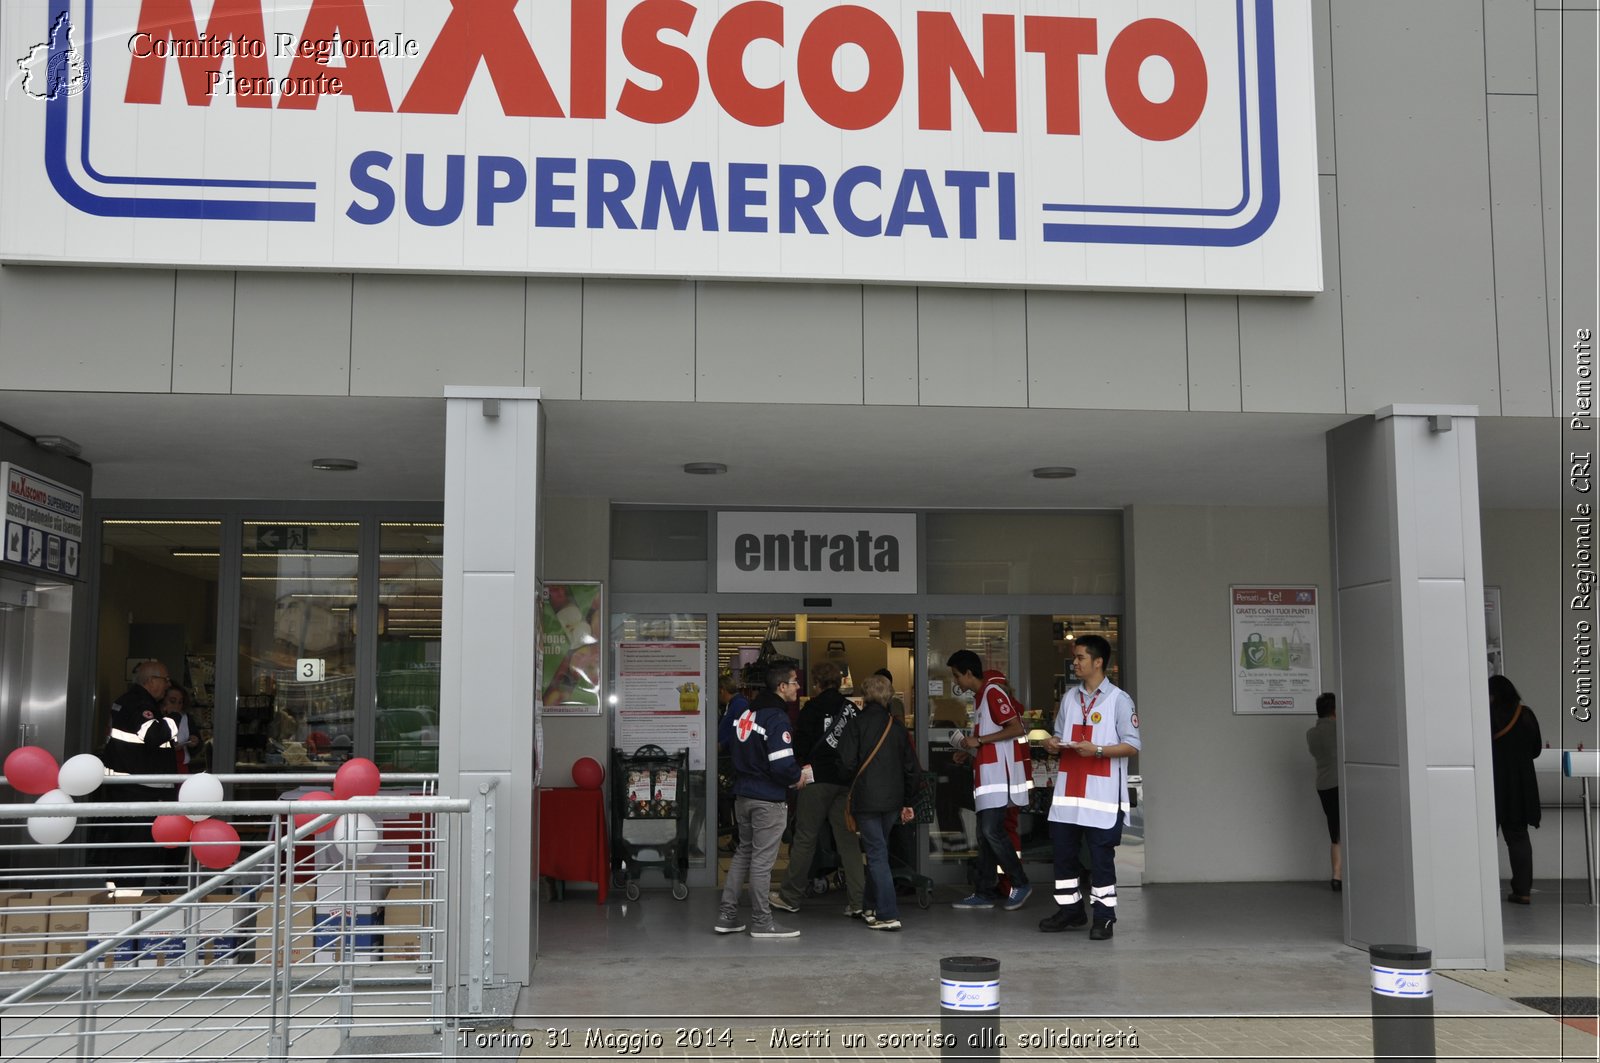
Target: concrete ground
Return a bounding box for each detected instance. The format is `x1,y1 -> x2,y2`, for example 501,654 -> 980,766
485,879 -> 1599,1062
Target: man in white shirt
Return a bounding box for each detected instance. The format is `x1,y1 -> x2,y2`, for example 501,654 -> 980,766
1039,637 -> 1140,940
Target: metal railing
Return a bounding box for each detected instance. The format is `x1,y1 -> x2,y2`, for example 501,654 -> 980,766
0,773 -> 495,1062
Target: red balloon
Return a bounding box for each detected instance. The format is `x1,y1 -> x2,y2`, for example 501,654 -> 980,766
4,746 -> 60,796
151,814 -> 193,849
294,791 -> 339,834
333,758 -> 381,800
571,756 -> 604,790
191,819 -> 241,869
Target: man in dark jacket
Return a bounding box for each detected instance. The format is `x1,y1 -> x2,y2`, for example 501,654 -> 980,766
716,662 -> 804,938
770,661 -> 866,917
95,660 -> 180,886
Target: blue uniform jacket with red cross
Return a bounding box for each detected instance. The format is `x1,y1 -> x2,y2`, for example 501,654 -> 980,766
726,691 -> 802,801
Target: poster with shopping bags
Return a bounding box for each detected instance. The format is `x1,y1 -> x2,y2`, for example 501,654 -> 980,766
1231,586 -> 1321,715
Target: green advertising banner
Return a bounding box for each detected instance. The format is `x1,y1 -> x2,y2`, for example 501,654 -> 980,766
539,581 -> 603,716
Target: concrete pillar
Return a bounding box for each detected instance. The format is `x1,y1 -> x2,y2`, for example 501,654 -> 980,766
1327,404 -> 1504,970
440,386 -> 543,985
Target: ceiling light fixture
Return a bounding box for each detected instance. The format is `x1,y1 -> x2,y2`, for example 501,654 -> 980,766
34,435 -> 83,458
311,457 -> 359,472
682,462 -> 728,475
1031,466 -> 1077,480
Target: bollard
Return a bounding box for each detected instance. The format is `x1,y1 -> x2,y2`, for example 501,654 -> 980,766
1370,944 -> 1434,1063
939,955 -> 1000,1062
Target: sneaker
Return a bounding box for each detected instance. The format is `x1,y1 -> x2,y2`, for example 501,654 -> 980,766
1089,920 -> 1114,940
713,916 -> 746,934
843,906 -> 865,918
952,894 -> 996,910
866,917 -> 902,931
768,892 -> 801,913
1038,906 -> 1088,933
749,923 -> 800,939
1003,885 -> 1034,911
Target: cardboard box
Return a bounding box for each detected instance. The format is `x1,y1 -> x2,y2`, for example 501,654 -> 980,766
42,891 -> 102,969
3,893 -> 51,970
137,896 -> 186,967
376,884 -> 430,961
196,893 -> 250,965
252,886 -> 316,964
86,892 -> 145,968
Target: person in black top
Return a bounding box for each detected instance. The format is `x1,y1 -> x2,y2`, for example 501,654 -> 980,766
770,661 -> 866,917
837,673 -> 916,931
715,662 -> 804,938
95,660 -> 181,887
1489,675 -> 1541,904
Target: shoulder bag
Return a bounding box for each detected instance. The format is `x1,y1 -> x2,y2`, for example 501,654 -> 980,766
844,718 -> 893,834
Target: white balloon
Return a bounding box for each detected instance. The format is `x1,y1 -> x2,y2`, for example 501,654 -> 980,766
179,773 -> 224,821
57,753 -> 106,797
27,789 -> 75,845
330,813 -> 380,863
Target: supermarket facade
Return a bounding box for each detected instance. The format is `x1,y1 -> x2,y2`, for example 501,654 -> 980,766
0,0 -> 1594,988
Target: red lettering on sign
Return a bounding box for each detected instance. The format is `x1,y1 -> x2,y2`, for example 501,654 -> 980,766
570,0 -> 609,119
277,0 -> 391,111
617,0 -> 700,124
124,0 -> 271,108
1103,18 -> 1207,141
399,0 -> 563,118
916,12 -> 1015,133
1022,16 -> 1097,136
707,1 -> 785,127
797,5 -> 902,131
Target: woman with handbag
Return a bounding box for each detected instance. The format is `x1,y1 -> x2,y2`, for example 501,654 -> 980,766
1489,675 -> 1542,904
837,673 -> 917,931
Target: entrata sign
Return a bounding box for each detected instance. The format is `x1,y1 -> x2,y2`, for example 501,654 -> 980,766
717,511 -> 917,593
1,0 -> 1321,292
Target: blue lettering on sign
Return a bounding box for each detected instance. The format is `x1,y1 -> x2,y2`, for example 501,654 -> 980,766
346,155 -> 1020,241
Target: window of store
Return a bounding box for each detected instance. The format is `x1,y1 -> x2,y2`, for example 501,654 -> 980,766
376,522 -> 442,774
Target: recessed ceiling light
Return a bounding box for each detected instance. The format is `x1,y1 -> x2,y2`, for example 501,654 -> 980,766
1031,466 -> 1077,480
311,457 -> 359,472
682,462 -> 728,475
34,435 -> 82,458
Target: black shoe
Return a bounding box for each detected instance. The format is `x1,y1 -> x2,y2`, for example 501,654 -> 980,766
1331,879 -> 1342,892
1038,907 -> 1088,933
1089,920 -> 1113,940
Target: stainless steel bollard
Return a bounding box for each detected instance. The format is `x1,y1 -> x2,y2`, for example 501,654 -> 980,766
1370,944 -> 1435,1062
940,955 -> 1000,1062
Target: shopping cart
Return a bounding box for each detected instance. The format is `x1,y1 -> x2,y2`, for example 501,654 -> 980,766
609,745 -> 691,901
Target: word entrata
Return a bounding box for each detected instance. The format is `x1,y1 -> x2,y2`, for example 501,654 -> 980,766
124,0 -> 1208,139
347,154 -> 1015,239
734,530 -> 901,573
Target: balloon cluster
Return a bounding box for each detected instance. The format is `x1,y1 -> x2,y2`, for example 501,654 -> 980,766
2,747 -> 386,873
4,746 -> 104,845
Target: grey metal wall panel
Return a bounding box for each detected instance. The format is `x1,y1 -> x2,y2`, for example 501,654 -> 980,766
1333,2 -> 1499,413
1338,581 -> 1400,765
1312,0 -> 1337,172
1328,416 -> 1395,593
1343,763 -> 1412,947
1185,297 -> 1242,412
233,272 -> 351,395
695,282 -> 862,405
583,280 -> 695,402
172,271 -> 234,394
1548,12 -> 1598,390
1408,427 -> 1468,579
524,278 -> 583,399
458,573 -> 516,770
1485,0 -> 1538,93
915,288 -> 1026,408
1416,580 -> 1476,765
1238,178 -> 1346,413
1421,766 -> 1489,962
1027,292 -> 1186,411
863,286 -> 919,406
0,266 -> 174,392
1487,98 -> 1553,415
350,275 -> 524,397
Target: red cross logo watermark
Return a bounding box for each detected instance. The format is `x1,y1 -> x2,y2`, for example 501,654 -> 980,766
735,711 -> 756,743
1058,724 -> 1111,797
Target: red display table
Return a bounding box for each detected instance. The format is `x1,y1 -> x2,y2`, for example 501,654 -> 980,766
537,787 -> 608,904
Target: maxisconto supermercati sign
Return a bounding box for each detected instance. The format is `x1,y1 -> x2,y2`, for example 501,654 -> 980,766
717,512 -> 916,593
1,0 -> 1320,292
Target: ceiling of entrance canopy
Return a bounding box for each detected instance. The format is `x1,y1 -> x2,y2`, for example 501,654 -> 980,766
0,392 -> 1559,510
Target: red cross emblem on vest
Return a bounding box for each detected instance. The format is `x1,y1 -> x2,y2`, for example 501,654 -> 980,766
735,711 -> 756,743
1058,723 -> 1111,797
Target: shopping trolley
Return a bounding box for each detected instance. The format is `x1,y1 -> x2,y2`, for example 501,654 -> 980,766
609,745 -> 691,900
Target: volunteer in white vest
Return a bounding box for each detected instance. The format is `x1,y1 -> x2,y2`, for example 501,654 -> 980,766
948,651 -> 1033,911
1039,636 -> 1140,940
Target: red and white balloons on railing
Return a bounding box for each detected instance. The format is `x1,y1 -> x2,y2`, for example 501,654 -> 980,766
177,773 -> 224,821
333,758 -> 381,800
190,818 -> 241,869
57,753 -> 106,797
151,814 -> 194,849
293,791 -> 339,835
27,789 -> 76,845
5,745 -> 60,796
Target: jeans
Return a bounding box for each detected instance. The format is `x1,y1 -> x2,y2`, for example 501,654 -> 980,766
855,810 -> 901,920
1050,812 -> 1124,923
720,797 -> 786,926
974,805 -> 1028,899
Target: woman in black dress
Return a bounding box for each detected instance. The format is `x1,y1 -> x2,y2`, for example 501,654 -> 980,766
1488,675 -> 1541,904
